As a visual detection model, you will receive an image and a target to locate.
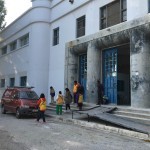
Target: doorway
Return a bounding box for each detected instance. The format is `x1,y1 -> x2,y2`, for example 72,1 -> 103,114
103,44 -> 130,105
79,54 -> 87,101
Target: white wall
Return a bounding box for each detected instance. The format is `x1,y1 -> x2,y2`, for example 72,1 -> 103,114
127,0 -> 148,21
48,0 -> 150,103
0,0 -> 51,100
1,0 -> 149,102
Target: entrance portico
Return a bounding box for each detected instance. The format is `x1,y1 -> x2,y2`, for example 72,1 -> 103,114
65,14 -> 150,108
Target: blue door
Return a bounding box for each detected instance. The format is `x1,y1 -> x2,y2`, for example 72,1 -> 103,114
79,54 -> 87,101
103,49 -> 117,104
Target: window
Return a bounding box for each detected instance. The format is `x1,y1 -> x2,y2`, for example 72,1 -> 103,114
10,78 -> 15,87
0,79 -> 5,88
1,46 -> 7,55
148,0 -> 150,13
76,15 -> 85,38
121,0 -> 127,22
19,91 -> 39,100
10,40 -> 17,51
100,0 -> 127,29
20,76 -> 27,87
20,34 -> 29,47
53,27 -> 59,46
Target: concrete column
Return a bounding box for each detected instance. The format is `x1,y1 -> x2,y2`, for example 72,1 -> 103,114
87,41 -> 101,103
130,29 -> 150,108
65,46 -> 78,93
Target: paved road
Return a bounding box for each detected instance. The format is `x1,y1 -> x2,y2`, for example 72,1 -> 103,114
0,111 -> 150,150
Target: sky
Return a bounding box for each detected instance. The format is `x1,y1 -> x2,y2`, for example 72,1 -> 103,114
5,0 -> 32,26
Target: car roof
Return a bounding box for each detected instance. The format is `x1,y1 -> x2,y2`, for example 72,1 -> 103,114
6,86 -> 34,91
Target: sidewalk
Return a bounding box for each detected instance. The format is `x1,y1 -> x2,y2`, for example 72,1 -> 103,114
45,107 -> 150,141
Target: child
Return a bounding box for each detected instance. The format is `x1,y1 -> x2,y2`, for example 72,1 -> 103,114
56,91 -> 64,115
37,93 -> 46,122
78,92 -> 83,110
64,88 -> 72,112
50,86 -> 55,104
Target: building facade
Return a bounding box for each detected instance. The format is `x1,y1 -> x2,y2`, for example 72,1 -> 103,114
0,0 -> 150,108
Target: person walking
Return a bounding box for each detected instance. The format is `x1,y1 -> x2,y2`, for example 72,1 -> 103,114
78,91 -> 83,110
97,80 -> 104,105
73,81 -> 80,104
64,88 -> 72,112
37,93 -> 46,123
56,91 -> 64,115
50,86 -> 55,104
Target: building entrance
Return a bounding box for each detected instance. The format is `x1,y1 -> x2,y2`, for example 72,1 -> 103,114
103,44 -> 130,105
79,54 -> 87,101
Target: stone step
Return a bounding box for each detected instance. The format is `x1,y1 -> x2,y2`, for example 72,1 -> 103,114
47,102 -> 97,110
116,107 -> 150,114
112,110 -> 150,120
113,114 -> 150,126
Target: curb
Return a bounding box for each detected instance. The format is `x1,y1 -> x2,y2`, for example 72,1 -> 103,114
46,114 -> 150,140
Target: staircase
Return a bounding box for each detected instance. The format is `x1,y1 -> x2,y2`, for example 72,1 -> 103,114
46,102 -> 97,114
46,103 -> 150,125
110,106 -> 150,125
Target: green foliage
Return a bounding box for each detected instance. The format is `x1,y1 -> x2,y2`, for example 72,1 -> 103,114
0,0 -> 6,31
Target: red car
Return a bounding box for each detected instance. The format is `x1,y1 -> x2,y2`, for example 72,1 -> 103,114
1,86 -> 39,118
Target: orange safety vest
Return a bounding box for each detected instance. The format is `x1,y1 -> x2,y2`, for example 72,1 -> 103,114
73,83 -> 80,93
39,98 -> 46,111
57,95 -> 64,105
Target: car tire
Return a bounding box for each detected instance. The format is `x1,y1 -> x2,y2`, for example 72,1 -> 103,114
16,108 -> 21,119
1,105 -> 6,114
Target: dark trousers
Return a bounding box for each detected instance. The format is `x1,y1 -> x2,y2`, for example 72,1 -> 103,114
37,110 -> 45,122
74,93 -> 79,104
78,103 -> 83,110
65,104 -> 70,110
97,93 -> 103,105
73,93 -> 76,103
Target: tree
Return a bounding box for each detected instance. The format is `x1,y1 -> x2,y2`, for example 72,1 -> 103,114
0,0 -> 6,31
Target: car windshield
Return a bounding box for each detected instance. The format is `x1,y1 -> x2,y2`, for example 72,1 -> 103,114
19,91 -> 39,100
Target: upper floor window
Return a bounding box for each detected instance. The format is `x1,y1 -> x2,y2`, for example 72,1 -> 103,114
121,0 -> 127,22
0,79 -> 5,88
10,77 -> 15,87
76,15 -> 85,38
148,0 -> 150,13
1,46 -> 7,55
10,40 -> 17,51
53,27 -> 59,46
100,0 -> 127,30
20,34 -> 29,47
20,76 -> 27,87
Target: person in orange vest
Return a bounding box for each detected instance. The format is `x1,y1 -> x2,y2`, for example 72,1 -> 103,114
56,91 -> 64,115
78,91 -> 83,110
73,81 -> 80,104
37,93 -> 46,122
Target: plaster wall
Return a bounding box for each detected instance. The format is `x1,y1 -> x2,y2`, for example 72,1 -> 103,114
0,1 -> 51,99
130,29 -> 150,108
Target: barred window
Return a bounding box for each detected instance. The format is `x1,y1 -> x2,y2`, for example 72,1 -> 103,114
1,46 -> 7,55
53,27 -> 59,46
10,40 -> 17,51
20,76 -> 27,87
100,0 -> 127,30
148,0 -> 150,13
76,15 -> 85,38
0,79 -> 5,88
20,34 -> 29,47
10,78 -> 15,87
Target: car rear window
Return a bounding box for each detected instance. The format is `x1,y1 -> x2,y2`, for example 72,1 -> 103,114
19,91 -> 39,100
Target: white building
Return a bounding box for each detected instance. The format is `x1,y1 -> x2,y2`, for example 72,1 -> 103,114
0,0 -> 150,108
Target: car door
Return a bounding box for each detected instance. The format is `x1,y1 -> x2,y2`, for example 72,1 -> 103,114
2,89 -> 13,111
11,90 -> 20,113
